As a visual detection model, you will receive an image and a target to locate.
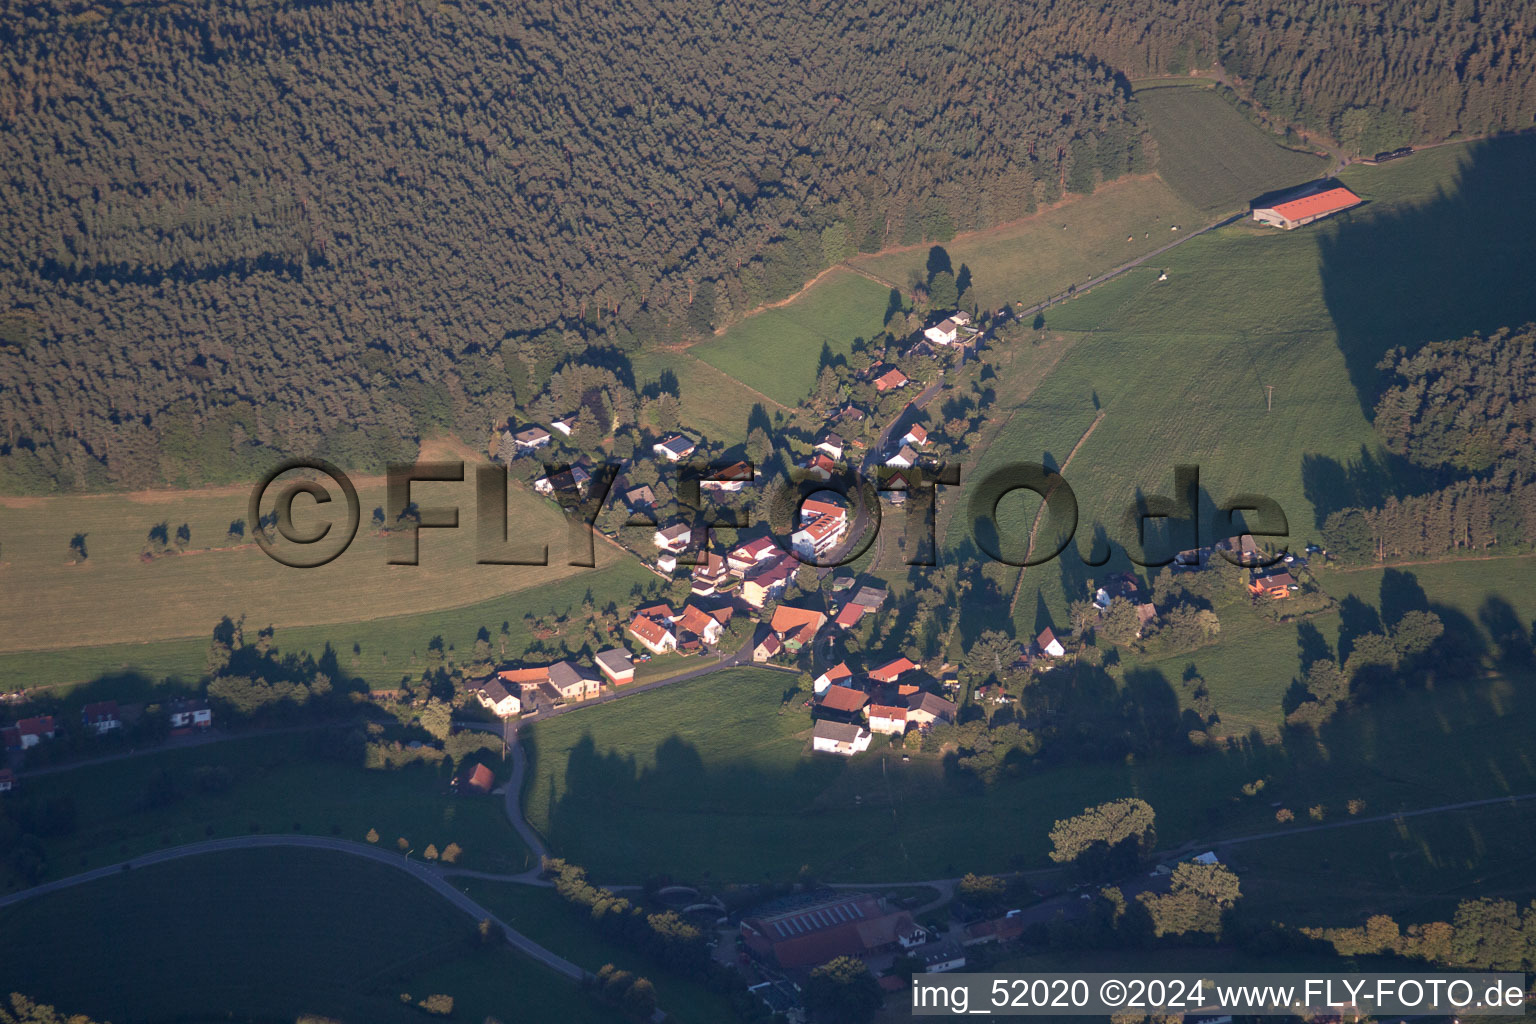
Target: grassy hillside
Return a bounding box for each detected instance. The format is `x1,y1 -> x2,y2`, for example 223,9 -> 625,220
946,136 -> 1536,731
1135,84 -> 1329,212
631,350 -> 791,446
2,731 -> 531,889
0,847 -> 610,1024
690,268 -> 894,406
0,536 -> 656,693
853,174 -> 1202,313
521,664 -> 1536,885
0,476 -> 614,654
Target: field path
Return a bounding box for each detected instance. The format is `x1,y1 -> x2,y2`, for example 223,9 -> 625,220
1006,410 -> 1106,618
0,834 -> 588,982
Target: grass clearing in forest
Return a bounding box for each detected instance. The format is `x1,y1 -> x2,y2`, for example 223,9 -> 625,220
1134,84 -> 1329,212
630,350 -> 787,446
854,175 -> 1201,314
0,847 -> 609,1024
691,268 -> 893,405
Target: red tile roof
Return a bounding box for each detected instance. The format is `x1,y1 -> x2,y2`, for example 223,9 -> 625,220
819,684 -> 869,713
1266,187 -> 1362,221
628,615 -> 674,646
466,763 -> 495,793
869,656 -> 918,683
835,603 -> 867,628
875,368 -> 909,391
869,703 -> 908,722
771,605 -> 826,635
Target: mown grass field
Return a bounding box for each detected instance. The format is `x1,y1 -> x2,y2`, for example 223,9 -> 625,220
1134,84 -> 1329,212
2,730 -> 531,890
0,847 -> 614,1024
0,557 -> 657,692
461,881 -> 736,1024
854,174 -> 1202,314
0,474 -> 613,654
521,661 -> 1536,887
691,268 -> 893,405
631,349 -> 789,447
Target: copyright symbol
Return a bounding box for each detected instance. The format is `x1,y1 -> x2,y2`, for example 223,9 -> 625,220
248,459 -> 360,569
1100,980 -> 1127,1007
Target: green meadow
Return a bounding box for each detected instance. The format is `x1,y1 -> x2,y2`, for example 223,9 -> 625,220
0,557 -> 656,692
520,663 -> 1536,886
0,847 -> 613,1024
949,135 -> 1536,732
1,730 -> 531,890
854,174 -> 1202,314
631,348 -> 790,446
1134,84 -> 1329,212
691,268 -> 894,405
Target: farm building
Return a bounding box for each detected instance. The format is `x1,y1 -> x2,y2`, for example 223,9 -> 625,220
810,720 -> 872,757
1252,186 -> 1362,229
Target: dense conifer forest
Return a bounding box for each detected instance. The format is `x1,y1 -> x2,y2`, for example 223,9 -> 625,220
2,0 -> 1533,491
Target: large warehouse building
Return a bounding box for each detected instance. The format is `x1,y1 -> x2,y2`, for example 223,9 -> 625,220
1252,185 -> 1363,229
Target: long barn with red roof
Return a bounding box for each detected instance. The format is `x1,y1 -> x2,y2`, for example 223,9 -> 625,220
1252,186 -> 1362,230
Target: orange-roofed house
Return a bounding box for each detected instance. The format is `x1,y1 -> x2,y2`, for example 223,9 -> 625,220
628,614 -> 678,655
868,703 -> 909,736
771,604 -> 827,639
818,684 -> 869,716
1249,571 -> 1298,599
1252,186 -> 1362,230
677,603 -> 725,644
813,661 -> 853,694
869,656 -> 918,683
874,368 -> 909,392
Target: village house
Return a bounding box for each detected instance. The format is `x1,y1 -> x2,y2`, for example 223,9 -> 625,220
472,678 -> 522,718
812,719 -> 872,756
533,466 -> 584,497
834,602 -> 867,629
548,661 -> 601,701
623,484 -> 656,512
874,367 -> 909,392
595,648 -> 635,685
813,661 -> 854,695
2,716 -> 56,751
1252,185 -> 1362,230
752,628 -> 783,662
653,523 -> 695,553
691,551 -> 730,594
901,424 -> 928,447
628,614 -> 678,655
770,605 -> 827,653
550,413 -> 578,436
793,513 -> 847,560
852,585 -> 888,610
885,445 -> 918,469
868,703 -> 908,736
701,460 -> 753,492
922,311 -> 971,346
907,691 -> 958,729
1249,571 -> 1298,599
168,697 -> 213,733
652,435 -> 697,461
513,425 -> 552,451
801,452 -> 837,481
728,536 -> 780,575
677,603 -> 726,645
869,656 -> 919,684
1036,627 -> 1066,658
81,701 -> 122,736
814,432 -> 845,460
740,557 -> 797,609
817,684 -> 869,719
